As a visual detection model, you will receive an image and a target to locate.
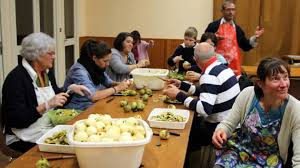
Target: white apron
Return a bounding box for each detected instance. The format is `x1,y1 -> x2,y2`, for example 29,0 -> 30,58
10,83 -> 55,143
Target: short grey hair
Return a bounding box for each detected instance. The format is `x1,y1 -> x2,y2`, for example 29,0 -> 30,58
194,42 -> 215,61
20,32 -> 55,61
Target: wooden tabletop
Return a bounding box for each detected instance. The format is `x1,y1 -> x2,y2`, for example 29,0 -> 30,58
7,92 -> 194,168
242,65 -> 300,78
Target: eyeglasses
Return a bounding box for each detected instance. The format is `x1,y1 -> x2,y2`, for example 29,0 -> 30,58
47,51 -> 55,56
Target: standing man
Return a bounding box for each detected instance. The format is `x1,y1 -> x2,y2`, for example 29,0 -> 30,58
163,42 -> 240,167
205,0 -> 264,76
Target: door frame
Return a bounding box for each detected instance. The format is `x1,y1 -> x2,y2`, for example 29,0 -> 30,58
55,0 -> 79,86
0,0 -> 18,79
0,1 -> 3,101
0,0 -> 79,87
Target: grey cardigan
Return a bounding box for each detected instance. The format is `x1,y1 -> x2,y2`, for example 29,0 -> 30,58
106,48 -> 136,82
215,86 -> 300,167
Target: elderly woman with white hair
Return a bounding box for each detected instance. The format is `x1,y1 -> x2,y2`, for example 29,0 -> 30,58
1,32 -> 90,153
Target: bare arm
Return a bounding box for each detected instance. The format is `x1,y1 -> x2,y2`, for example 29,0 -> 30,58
91,81 -> 130,102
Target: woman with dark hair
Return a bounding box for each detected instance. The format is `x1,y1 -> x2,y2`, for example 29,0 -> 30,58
107,32 -> 149,82
64,40 -> 130,110
212,57 -> 300,167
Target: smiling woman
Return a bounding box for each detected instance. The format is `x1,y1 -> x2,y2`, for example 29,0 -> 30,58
106,32 -> 149,82
212,57 -> 300,167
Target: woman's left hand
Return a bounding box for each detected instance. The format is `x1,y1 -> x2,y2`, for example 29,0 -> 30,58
68,84 -> 92,96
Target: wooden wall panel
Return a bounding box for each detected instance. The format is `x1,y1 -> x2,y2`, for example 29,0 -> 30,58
79,36 -> 114,48
79,37 -> 183,69
147,39 -> 166,68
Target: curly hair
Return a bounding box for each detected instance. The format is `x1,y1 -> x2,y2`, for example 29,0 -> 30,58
20,32 -> 55,61
113,32 -> 133,51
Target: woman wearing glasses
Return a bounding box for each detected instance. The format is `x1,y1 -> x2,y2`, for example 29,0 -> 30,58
2,32 -> 90,153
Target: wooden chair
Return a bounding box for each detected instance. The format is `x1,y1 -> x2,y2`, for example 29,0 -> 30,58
189,145 -> 216,168
0,104 -> 22,160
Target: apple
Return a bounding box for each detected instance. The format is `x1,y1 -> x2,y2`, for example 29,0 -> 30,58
95,121 -> 106,132
183,61 -> 191,69
88,134 -> 101,142
74,131 -> 88,142
86,126 -> 97,136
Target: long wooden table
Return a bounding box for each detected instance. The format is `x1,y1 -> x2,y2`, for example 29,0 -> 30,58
242,65 -> 300,78
7,92 -> 194,168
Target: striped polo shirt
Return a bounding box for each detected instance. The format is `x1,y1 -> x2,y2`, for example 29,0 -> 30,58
176,59 -> 240,123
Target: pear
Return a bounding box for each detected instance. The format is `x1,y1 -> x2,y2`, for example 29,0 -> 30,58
120,100 -> 128,107
183,61 -> 191,67
35,156 -> 50,168
123,104 -> 132,113
142,94 -> 149,101
159,130 -> 170,140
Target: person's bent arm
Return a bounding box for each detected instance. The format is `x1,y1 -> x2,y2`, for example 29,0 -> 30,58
167,46 -> 183,67
91,81 -> 129,102
109,52 -> 136,74
36,92 -> 69,113
3,75 -> 41,128
215,87 -> 253,136
291,104 -> 300,166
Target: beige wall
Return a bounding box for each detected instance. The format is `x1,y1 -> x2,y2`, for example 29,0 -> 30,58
78,0 -> 213,39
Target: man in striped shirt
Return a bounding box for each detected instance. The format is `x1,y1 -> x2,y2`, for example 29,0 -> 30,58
164,42 -> 240,153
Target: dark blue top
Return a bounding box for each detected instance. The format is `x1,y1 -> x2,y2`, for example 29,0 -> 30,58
64,62 -> 113,110
167,43 -> 201,73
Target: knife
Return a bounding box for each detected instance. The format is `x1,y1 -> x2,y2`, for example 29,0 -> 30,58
45,155 -> 76,160
106,97 -> 115,103
113,93 -> 124,96
153,132 -> 180,136
66,89 -> 72,94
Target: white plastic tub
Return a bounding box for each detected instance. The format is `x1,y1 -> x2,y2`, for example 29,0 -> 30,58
147,108 -> 190,129
130,68 -> 169,90
68,119 -> 153,168
36,125 -> 75,154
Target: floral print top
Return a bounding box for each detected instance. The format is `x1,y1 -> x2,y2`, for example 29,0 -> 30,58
215,96 -> 288,168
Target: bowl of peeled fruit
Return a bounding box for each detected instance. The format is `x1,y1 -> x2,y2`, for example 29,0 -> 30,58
48,109 -> 81,125
147,108 -> 189,129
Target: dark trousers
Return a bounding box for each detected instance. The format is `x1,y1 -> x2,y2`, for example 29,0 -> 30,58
8,140 -> 35,153
184,115 -> 219,167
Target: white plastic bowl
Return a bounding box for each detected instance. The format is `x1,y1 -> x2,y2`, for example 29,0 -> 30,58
36,125 -> 75,154
130,68 -> 169,90
68,119 -> 153,168
147,108 -> 190,129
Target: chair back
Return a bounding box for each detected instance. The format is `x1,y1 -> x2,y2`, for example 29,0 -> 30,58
0,104 -> 22,158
